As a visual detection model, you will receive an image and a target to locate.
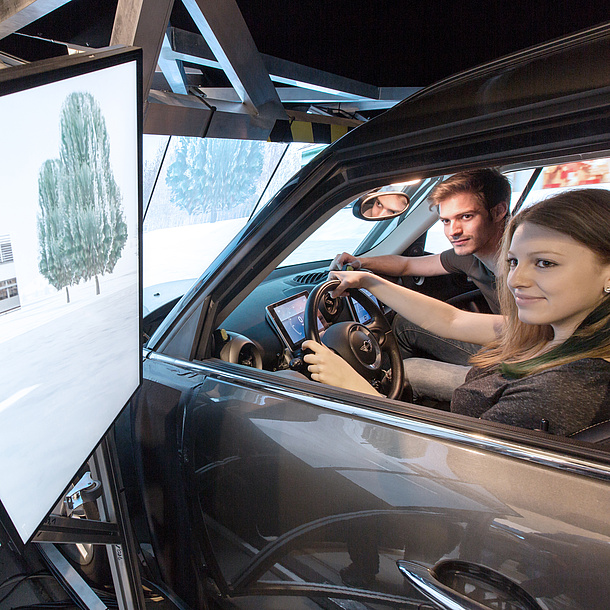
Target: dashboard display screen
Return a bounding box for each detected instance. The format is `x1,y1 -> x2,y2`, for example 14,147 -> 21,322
266,292 -> 326,350
348,289 -> 380,324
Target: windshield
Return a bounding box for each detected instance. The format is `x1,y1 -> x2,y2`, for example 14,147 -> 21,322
280,178 -> 438,266
142,135 -> 324,289
280,204 -> 373,267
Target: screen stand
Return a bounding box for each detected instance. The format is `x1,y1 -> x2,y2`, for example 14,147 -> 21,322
33,433 -> 146,610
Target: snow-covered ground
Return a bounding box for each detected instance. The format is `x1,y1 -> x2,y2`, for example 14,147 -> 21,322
143,217 -> 248,288
0,279 -> 139,542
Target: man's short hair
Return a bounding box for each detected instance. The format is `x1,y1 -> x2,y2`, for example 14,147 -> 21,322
428,168 -> 511,214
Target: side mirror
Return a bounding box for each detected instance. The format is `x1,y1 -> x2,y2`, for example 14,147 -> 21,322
353,191 -> 410,221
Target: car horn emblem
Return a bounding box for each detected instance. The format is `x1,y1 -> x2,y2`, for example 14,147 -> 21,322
360,339 -> 373,353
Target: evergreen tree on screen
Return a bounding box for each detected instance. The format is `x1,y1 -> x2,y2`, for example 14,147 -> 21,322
165,137 -> 263,220
38,159 -> 74,303
37,92 -> 128,300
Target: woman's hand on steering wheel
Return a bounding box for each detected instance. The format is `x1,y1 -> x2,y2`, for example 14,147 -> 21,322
328,270 -> 371,298
305,278 -> 405,399
302,340 -> 381,396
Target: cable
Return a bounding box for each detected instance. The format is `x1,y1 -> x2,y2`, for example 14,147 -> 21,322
0,572 -> 58,605
143,135 -> 172,223
141,577 -> 194,610
0,571 -> 29,589
248,142 -> 291,222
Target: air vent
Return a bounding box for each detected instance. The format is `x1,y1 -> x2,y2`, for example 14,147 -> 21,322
292,271 -> 328,285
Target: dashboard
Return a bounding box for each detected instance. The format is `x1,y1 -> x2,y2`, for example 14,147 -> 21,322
214,265 -> 387,371
143,264 -> 390,372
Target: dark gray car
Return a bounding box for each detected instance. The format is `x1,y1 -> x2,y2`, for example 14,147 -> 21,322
119,23 -> 610,610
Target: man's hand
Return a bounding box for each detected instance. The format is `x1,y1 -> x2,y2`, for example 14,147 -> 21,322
302,340 -> 380,396
329,252 -> 361,271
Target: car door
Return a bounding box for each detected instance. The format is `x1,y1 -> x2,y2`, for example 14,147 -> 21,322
126,353 -> 610,610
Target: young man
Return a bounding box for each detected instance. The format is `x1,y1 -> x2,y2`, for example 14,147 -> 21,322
330,168 -> 511,366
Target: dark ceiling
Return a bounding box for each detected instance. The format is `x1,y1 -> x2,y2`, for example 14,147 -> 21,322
7,0 -> 609,87
1,0 -> 608,143
237,0 -> 609,86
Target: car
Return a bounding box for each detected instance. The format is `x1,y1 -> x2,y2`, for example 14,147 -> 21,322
116,23 -> 610,610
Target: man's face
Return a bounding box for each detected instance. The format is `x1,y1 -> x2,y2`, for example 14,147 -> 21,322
438,192 -> 503,257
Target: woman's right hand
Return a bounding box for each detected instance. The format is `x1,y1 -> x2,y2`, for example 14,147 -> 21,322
328,270 -> 371,297
302,339 -> 381,396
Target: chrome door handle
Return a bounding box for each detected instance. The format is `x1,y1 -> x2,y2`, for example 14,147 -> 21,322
397,560 -> 490,610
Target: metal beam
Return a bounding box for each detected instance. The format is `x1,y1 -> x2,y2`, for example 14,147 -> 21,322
197,86 -> 366,104
158,31 -> 188,94
110,0 -> 175,101
197,86 -> 418,108
180,0 -> 286,120
262,53 -> 379,99
145,89 -> 278,140
168,27 -> 388,101
144,89 -> 364,141
38,544 -> 107,610
286,109 -> 361,128
0,0 -> 71,40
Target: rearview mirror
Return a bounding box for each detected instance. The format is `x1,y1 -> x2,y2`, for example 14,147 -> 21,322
353,191 -> 410,220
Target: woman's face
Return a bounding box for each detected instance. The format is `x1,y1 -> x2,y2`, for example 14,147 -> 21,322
506,222 -> 610,342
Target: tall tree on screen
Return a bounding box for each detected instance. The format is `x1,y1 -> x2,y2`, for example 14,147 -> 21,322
38,159 -> 74,302
165,137 -> 263,221
37,92 -> 128,300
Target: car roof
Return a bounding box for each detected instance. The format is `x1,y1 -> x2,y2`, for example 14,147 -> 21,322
330,22 -> 610,154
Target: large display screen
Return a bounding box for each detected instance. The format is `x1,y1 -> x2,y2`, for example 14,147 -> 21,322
0,48 -> 142,543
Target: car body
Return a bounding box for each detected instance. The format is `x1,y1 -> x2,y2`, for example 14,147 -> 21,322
117,24 -> 610,610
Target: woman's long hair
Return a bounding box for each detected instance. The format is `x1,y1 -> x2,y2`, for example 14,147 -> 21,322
470,188 -> 610,377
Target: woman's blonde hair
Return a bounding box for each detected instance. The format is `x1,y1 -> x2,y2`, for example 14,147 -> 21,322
470,188 -> 610,376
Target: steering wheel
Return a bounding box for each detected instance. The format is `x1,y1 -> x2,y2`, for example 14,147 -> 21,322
304,279 -> 404,400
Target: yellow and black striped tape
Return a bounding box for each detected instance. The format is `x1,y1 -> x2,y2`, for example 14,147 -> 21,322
269,119 -> 349,143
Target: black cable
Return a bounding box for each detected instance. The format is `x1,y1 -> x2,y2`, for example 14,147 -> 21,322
10,602 -> 77,609
143,135 -> 172,223
511,167 -> 542,216
0,572 -> 57,605
141,577 -> 194,610
0,571 -> 29,589
247,142 -> 291,222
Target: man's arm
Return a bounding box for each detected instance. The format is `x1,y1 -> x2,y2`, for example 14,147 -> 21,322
330,252 -> 449,277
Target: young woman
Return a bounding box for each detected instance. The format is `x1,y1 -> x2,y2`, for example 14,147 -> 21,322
303,189 -> 610,436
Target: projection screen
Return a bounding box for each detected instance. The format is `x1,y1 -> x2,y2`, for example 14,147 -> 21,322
0,47 -> 142,544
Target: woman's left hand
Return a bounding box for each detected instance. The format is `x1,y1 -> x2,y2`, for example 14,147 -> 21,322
302,339 -> 381,396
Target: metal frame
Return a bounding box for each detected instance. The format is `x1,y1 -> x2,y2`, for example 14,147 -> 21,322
0,0 -> 421,141
34,435 -> 146,610
0,0 -> 71,40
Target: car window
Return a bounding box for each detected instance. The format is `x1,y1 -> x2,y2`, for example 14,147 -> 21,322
279,203 -> 374,267
515,157 -> 610,209
142,135 -> 324,289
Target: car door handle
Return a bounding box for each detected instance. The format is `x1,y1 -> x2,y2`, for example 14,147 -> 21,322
397,560 -> 490,610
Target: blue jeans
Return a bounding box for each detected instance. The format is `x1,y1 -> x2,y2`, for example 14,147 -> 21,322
392,316 -> 477,401
392,316 -> 480,365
